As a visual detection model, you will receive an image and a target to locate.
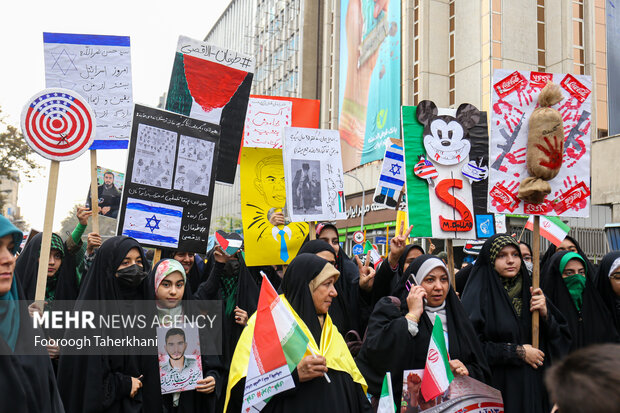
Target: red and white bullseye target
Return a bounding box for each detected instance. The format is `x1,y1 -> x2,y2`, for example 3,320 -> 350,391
21,88 -> 95,161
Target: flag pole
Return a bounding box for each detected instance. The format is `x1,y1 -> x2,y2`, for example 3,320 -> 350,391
89,150 -> 100,233
308,346 -> 331,384
446,239 -> 455,288
532,215 -> 540,349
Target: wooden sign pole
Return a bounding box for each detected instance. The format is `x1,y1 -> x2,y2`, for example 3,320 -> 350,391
532,215 -> 541,348
89,150 -> 100,233
446,239 -> 455,288
309,221 -> 316,240
153,248 -> 162,264
34,161 -> 60,302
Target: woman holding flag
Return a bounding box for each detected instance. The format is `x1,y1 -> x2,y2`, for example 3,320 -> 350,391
461,234 -> 571,413
356,255 -> 490,407
224,253 -> 371,412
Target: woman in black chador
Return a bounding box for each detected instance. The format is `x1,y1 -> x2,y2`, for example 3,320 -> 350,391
596,251 -> 620,334
356,255 -> 490,407
461,234 -> 571,413
541,251 -> 619,352
57,236 -> 154,413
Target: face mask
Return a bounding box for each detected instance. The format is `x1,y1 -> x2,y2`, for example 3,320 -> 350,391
223,259 -> 241,278
524,261 -> 534,273
116,264 -> 147,288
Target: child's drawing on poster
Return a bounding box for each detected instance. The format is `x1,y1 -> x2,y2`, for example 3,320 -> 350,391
174,135 -> 215,196
488,69 -> 592,217
243,98 -> 292,148
131,124 -> 177,190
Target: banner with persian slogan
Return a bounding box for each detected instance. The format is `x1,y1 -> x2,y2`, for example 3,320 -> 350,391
43,32 -> 133,149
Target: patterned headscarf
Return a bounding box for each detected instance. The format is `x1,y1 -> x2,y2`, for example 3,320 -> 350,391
154,258 -> 186,293
489,235 -> 520,264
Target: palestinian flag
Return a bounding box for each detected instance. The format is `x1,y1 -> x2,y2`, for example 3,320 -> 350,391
363,240 -> 383,269
421,315 -> 454,401
525,216 -> 570,246
377,372 -> 395,413
242,275 -> 310,412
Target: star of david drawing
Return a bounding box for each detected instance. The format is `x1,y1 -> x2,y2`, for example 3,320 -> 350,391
50,48 -> 78,75
389,163 -> 401,176
145,215 -> 161,233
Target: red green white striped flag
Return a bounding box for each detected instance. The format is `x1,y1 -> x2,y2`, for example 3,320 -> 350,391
242,275 -> 310,412
420,315 -> 454,401
525,216 -> 570,246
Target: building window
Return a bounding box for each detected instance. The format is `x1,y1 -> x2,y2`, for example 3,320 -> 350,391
413,0 -> 420,105
573,0 -> 585,75
537,0 -> 545,71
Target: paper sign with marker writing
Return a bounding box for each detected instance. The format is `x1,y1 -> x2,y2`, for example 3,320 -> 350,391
243,98 -> 292,148
283,127 -> 346,222
43,32 -> 133,149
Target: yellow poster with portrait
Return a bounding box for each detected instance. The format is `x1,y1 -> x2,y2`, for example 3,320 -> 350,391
241,147 -> 309,266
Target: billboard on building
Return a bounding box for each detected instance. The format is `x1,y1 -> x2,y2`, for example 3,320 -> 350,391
338,0 -> 401,171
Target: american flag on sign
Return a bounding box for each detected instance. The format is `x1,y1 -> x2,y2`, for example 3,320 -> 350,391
414,156 -> 439,185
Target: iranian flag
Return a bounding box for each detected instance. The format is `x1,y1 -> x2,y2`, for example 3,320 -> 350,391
242,275 -> 310,412
421,315 -> 454,401
525,216 -> 570,246
377,372 -> 395,413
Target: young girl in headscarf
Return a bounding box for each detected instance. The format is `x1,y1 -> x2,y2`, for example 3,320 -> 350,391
596,251 -> 620,334
145,258 -> 222,413
0,215 -> 64,412
356,254 -> 490,407
461,234 -> 571,413
57,236 -> 152,413
224,254 -> 371,412
542,251 -> 619,352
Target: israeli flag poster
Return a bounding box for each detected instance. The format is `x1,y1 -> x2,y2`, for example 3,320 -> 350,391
122,198 -> 183,248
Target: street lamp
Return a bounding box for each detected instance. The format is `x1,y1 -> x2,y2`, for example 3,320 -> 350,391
343,172 -> 365,230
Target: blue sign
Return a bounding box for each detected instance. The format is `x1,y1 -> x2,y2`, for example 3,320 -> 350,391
375,236 -> 387,245
475,214 -> 495,239
352,243 -> 364,255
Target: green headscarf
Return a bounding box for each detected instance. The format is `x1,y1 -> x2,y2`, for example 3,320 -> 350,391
560,252 -> 587,311
0,215 -> 22,351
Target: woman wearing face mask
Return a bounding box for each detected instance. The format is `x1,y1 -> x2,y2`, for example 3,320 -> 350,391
356,255 -> 490,407
143,259 -> 223,413
596,251 -> 620,334
0,215 -> 64,413
224,254 -> 371,413
57,236 -> 152,413
461,234 -> 571,413
541,251 -> 619,352
194,246 -> 258,371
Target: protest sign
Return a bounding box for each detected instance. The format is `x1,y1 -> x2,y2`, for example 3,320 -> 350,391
338,0 -> 401,171
240,147 -> 308,266
373,139 -> 405,209
251,95 -> 320,128
21,88 -> 96,301
402,103 -> 496,240
283,127 -> 346,222
488,69 -> 592,217
43,32 -> 132,148
158,325 -> 203,394
85,166 -> 124,220
117,105 -> 219,253
166,36 -> 254,185
401,369 -> 503,413
243,97 -> 292,148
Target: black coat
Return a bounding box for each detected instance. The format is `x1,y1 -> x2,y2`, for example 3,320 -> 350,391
541,251 -> 619,352
356,255 -> 490,406
461,234 -> 572,413
596,251 -> 620,334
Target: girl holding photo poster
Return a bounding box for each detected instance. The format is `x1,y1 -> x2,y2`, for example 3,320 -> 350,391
356,255 -> 490,407
460,234 -> 571,413
146,258 -> 223,413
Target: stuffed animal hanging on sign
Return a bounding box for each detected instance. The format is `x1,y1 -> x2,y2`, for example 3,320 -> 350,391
517,82 -> 565,204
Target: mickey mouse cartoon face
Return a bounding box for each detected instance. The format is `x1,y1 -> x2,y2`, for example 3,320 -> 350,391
416,100 -> 480,166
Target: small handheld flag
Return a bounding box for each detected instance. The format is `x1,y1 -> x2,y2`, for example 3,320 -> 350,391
420,315 -> 454,401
